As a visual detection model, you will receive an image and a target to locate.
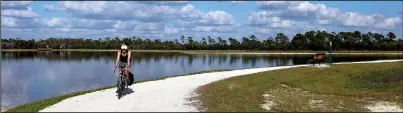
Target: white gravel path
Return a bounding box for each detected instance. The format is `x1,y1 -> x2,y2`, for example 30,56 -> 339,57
39,59 -> 403,112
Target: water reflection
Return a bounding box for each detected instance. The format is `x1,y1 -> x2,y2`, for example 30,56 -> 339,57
1,51 -> 403,110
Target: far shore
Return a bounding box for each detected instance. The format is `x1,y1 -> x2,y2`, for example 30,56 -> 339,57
1,49 -> 402,55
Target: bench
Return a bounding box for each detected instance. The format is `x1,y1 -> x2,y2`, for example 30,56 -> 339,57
308,53 -> 326,66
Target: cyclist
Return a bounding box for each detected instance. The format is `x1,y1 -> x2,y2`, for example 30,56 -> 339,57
114,44 -> 131,81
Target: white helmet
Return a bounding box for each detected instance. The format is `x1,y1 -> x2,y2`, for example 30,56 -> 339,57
121,44 -> 128,50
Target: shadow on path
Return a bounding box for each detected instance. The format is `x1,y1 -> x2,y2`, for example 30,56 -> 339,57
117,88 -> 134,99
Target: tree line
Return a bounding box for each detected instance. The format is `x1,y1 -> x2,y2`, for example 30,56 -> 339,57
1,30 -> 402,51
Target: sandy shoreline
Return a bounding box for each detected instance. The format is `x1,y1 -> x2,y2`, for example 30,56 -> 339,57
36,59 -> 402,112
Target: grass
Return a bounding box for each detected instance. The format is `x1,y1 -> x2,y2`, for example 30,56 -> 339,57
3,69 -> 230,112
196,61 -> 403,112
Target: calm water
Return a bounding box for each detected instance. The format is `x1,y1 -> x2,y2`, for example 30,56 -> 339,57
1,51 -> 402,110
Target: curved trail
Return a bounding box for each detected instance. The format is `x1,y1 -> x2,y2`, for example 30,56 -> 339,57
39,60 -> 403,112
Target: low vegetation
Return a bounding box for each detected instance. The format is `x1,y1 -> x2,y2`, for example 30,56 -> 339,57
4,69 -> 230,112
196,61 -> 403,112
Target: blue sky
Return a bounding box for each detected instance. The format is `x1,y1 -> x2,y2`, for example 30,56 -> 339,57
1,1 -> 402,41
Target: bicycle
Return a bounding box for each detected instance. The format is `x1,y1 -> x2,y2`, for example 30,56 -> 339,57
115,68 -> 129,99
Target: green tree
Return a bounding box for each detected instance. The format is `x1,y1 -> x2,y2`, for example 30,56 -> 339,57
291,33 -> 308,50
263,36 -> 275,50
387,32 -> 396,41
228,37 -> 240,50
241,36 -> 251,50
275,33 -> 289,50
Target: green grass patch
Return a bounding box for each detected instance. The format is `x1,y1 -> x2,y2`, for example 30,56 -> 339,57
4,69 -> 230,112
196,61 -> 403,112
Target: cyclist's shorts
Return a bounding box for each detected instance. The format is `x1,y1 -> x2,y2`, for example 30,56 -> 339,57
118,62 -> 128,70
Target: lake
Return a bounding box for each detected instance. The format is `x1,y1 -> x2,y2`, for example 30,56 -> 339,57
1,51 -> 402,110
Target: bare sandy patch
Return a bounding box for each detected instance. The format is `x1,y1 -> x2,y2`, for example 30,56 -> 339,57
228,84 -> 240,90
365,101 -> 403,112
309,99 -> 327,110
261,94 -> 276,111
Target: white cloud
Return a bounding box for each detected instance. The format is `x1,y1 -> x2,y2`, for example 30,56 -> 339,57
317,28 -> 328,32
246,11 -> 296,29
1,1 -> 39,19
177,4 -> 203,21
318,12 -> 402,29
60,1 -> 107,14
316,6 -> 341,20
40,2 -> 238,35
3,1 -> 240,39
281,2 -> 324,19
173,20 -> 238,33
171,5 -> 238,33
176,5 -> 237,26
246,11 -> 282,25
2,28 -> 132,39
181,4 -> 194,12
1,9 -> 40,18
173,20 -> 197,28
271,20 -> 295,28
254,28 -> 272,35
254,1 -> 402,30
191,25 -> 235,32
113,20 -> 139,30
199,11 -> 236,26
33,18 -> 116,29
164,27 -> 180,34
43,5 -> 66,11
340,12 -> 378,27
1,16 -> 41,28
134,22 -> 165,31
1,1 -> 33,10
256,1 -> 301,10
256,1 -> 337,20
2,1 -> 401,40
35,18 -> 68,28
253,28 -> 301,38
1,17 -> 140,30
1,16 -> 18,27
231,1 -> 246,4
138,1 -> 188,5
287,1 -> 320,12
105,29 -> 117,33
47,1 -> 177,22
68,18 -> 116,29
374,17 -> 402,29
